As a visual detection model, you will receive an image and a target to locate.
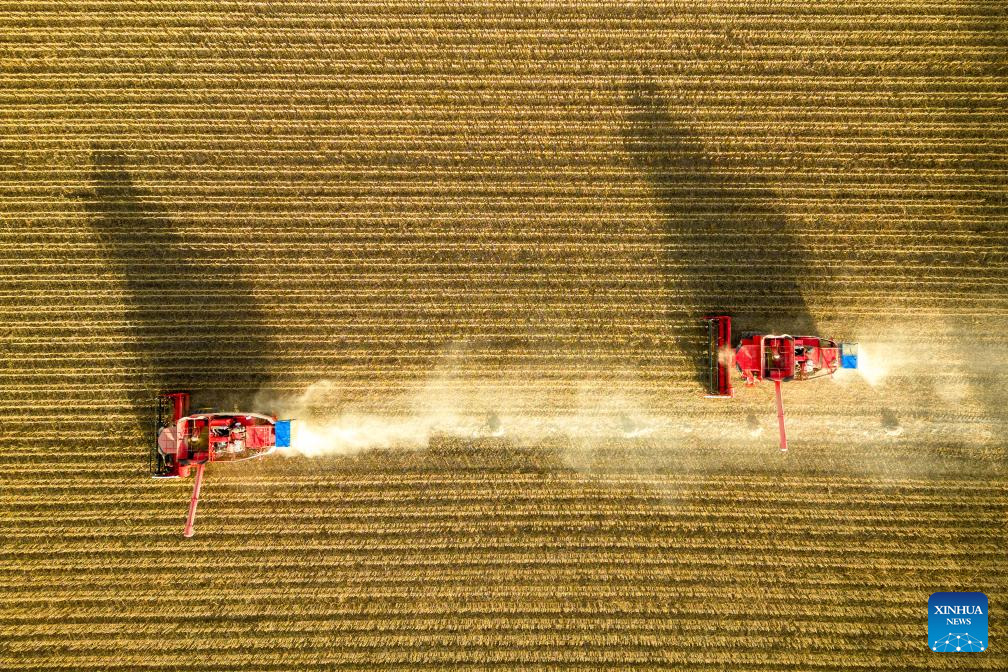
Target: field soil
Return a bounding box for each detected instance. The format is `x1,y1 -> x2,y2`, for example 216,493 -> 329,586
2,1 -> 1006,669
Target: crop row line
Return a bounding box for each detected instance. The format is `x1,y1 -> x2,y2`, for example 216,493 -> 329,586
3,19 -> 1001,32
6,470 -> 1000,490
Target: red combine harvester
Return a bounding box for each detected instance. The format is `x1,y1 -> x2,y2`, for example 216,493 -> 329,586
704,316 -> 858,452
152,392 -> 292,537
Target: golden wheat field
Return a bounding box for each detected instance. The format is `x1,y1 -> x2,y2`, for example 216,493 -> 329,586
3,0 -> 1007,669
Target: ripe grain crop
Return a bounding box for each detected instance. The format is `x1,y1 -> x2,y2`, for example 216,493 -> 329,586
2,0 -> 1007,669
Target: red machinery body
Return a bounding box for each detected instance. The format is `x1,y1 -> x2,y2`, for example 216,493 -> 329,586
734,334 -> 843,386
705,316 -> 857,452
152,392 -> 291,537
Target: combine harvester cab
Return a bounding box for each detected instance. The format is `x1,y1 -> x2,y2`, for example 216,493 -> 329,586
152,391 -> 292,537
704,316 -> 858,452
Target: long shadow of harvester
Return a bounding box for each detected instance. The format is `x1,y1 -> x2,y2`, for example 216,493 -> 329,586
81,150 -> 271,436
622,79 -> 819,387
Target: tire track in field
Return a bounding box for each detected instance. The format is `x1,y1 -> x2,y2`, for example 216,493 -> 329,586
78,149 -> 272,434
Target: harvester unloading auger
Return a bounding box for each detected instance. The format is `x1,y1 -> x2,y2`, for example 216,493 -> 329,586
152,392 -> 292,537
704,316 -> 859,452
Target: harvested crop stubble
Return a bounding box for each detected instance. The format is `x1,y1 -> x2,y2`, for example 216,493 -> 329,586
2,0 -> 1007,670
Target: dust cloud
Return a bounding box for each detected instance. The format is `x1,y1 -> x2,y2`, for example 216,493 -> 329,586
246,321 -> 1005,477
838,322 -> 1007,423
255,375 -> 669,459
252,347 -> 674,459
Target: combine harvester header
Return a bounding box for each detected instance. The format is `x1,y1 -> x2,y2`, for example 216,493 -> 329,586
705,316 -> 858,451
152,392 -> 291,537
